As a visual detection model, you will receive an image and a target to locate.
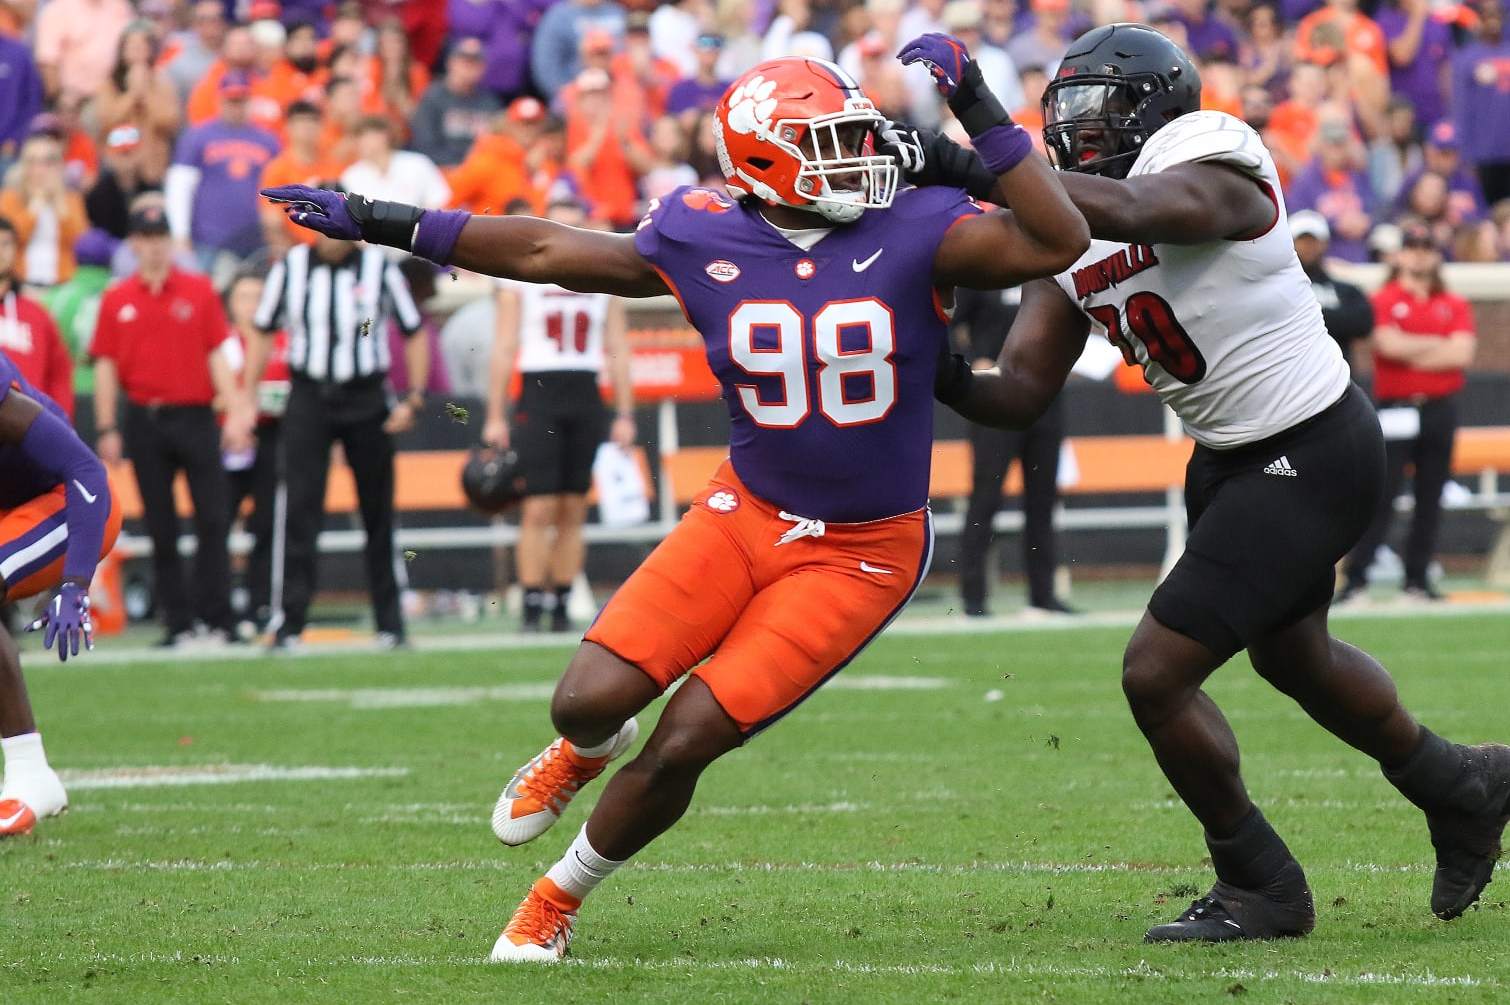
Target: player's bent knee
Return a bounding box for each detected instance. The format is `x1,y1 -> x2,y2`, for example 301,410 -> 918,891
1121,641 -> 1179,721
550,642 -> 660,739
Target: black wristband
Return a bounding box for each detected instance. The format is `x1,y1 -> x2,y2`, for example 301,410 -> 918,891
947,60 -> 1009,138
934,352 -> 975,406
346,194 -> 425,252
926,131 -> 999,202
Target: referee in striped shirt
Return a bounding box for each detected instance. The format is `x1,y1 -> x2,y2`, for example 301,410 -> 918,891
248,224 -> 429,650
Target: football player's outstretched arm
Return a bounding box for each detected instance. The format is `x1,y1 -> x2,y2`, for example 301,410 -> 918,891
1050,163 -> 1276,245
936,279 -> 1090,429
260,185 -> 670,298
896,34 -> 1089,288
932,156 -> 1089,289
888,128 -> 1277,246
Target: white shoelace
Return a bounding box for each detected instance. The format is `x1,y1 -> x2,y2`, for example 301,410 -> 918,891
775,511 -> 826,547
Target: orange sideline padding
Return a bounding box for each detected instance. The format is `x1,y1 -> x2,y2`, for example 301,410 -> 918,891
105,428 -> 1510,519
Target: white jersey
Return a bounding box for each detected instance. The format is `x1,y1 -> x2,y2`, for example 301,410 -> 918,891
1052,111 -> 1351,448
503,280 -> 611,375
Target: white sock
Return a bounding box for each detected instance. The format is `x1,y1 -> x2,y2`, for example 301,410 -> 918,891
544,824 -> 626,903
570,722 -> 627,759
0,732 -> 52,794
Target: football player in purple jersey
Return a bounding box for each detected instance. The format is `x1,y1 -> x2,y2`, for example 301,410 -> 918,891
0,349 -> 123,837
266,42 -> 1089,961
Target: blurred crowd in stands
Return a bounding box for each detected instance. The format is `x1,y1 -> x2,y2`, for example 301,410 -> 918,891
0,0 -> 1508,402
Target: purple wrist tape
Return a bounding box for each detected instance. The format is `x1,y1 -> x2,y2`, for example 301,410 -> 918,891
973,123 -> 1033,176
412,208 -> 472,265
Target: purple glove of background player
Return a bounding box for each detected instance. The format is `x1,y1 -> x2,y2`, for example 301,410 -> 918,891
27,581 -> 93,663
896,33 -> 972,99
261,185 -> 363,241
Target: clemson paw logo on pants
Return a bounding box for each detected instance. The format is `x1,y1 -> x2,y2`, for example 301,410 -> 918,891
705,491 -> 740,513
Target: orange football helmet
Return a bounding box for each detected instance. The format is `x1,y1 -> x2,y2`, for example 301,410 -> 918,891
714,57 -> 898,224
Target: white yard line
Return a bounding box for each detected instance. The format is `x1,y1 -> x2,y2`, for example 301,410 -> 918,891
60,950 -> 1491,989
57,764 -> 409,790
250,675 -> 948,710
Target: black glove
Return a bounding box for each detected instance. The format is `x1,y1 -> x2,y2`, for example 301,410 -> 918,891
876,122 -> 998,202
934,348 -> 975,406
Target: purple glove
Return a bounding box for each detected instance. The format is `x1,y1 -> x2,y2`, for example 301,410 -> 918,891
27,582 -> 93,663
261,185 -> 364,241
897,33 -> 972,99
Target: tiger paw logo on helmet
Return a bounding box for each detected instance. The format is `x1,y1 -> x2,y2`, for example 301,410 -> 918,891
714,57 -> 899,224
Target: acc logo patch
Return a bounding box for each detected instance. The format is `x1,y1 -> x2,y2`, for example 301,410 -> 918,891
705,260 -> 740,283
794,258 -> 816,280
706,490 -> 739,513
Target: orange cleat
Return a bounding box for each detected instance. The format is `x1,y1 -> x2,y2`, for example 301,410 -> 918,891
0,799 -> 39,838
489,878 -> 579,963
491,718 -> 639,846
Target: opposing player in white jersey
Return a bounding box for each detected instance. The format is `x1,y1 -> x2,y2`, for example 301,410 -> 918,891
892,24 -> 1510,941
482,198 -> 635,633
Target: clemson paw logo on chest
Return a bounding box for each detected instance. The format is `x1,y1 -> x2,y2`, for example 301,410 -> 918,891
725,75 -> 779,138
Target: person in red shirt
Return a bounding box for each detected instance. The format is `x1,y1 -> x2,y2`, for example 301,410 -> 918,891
90,205 -> 254,647
0,219 -> 74,418
1341,223 -> 1476,603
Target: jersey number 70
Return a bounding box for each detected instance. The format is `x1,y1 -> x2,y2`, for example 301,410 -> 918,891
1087,292 -> 1207,384
728,298 -> 897,428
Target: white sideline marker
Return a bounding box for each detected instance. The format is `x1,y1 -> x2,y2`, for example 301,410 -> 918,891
251,675 -> 948,710
58,764 -> 409,790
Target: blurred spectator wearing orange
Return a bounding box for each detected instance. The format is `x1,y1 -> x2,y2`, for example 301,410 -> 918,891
260,102 -> 345,253
447,97 -> 555,217
1296,0 -> 1389,75
188,27 -> 286,136
0,134 -> 88,286
321,76 -> 366,167
410,37 -> 501,168
366,20 -> 430,127
614,13 -> 682,122
564,66 -> 652,229
95,21 -> 181,187
260,21 -> 328,120
33,0 -> 132,102
0,217 -> 74,416
1267,62 -> 1327,184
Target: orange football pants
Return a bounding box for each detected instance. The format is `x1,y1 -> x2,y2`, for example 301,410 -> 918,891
586,461 -> 933,736
0,484 -> 124,601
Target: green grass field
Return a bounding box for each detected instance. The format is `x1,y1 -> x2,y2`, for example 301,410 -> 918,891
2,611 -> 1508,1003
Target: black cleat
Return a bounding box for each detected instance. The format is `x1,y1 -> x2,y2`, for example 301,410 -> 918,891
1146,869 -> 1315,943
1425,743 -> 1510,920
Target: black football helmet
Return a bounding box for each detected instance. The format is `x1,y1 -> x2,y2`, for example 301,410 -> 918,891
461,446 -> 528,513
1042,23 -> 1201,180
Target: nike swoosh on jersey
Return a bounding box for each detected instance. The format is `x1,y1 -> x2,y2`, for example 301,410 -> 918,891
859,561 -> 894,575
73,480 -> 98,504
852,249 -> 884,272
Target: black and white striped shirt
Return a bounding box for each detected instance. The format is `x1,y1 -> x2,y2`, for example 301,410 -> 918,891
254,245 -> 423,383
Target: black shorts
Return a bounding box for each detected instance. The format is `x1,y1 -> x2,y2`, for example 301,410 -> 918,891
513,370 -> 608,497
1148,384 -> 1385,660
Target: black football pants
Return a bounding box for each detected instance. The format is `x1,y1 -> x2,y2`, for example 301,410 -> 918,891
1345,394 -> 1459,589
278,379 -> 404,638
958,399 -> 1065,612
123,403 -> 234,635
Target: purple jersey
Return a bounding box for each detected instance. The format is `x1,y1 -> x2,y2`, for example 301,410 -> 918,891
0,349 -> 72,507
636,185 -> 980,522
